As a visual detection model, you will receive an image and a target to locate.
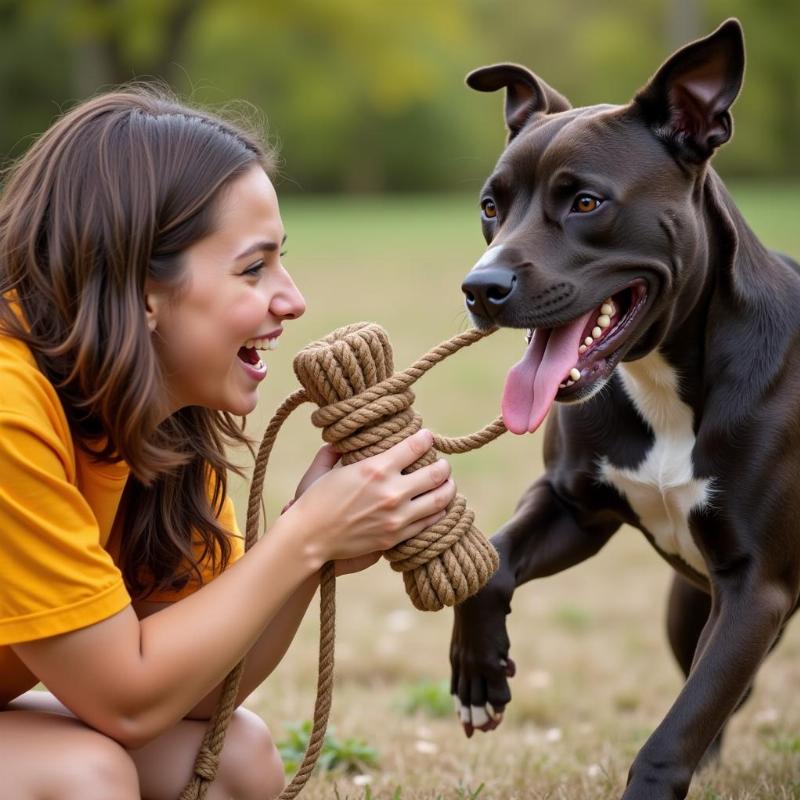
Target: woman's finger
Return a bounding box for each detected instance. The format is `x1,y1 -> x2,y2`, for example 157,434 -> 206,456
333,551 -> 382,577
397,507 -> 448,542
377,429 -> 433,472
406,478 -> 456,522
402,457 -> 451,499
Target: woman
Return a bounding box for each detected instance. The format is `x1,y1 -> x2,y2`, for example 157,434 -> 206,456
0,88 -> 455,799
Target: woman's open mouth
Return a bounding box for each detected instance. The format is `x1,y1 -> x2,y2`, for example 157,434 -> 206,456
236,334 -> 280,380
502,281 -> 648,434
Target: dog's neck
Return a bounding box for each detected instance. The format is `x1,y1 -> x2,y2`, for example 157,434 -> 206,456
650,169 -> 800,424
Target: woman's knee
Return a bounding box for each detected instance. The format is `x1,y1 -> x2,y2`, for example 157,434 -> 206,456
59,729 -> 139,800
216,707 -> 285,800
1,711 -> 140,800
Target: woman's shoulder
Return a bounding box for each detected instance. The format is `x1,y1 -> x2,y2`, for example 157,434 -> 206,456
0,329 -> 71,441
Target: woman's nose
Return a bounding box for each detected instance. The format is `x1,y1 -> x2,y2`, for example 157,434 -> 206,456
271,276 -> 306,320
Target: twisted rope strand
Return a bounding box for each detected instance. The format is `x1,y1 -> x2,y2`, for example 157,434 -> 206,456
181,324 -> 505,799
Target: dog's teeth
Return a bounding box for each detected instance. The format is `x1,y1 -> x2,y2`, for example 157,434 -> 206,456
579,344 -> 587,354
592,326 -> 602,338
569,368 -> 581,381
524,328 -> 533,344
597,314 -> 611,328
601,302 -> 613,316
584,337 -> 593,346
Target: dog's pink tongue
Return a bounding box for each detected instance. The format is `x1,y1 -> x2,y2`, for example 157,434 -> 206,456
502,310 -> 594,434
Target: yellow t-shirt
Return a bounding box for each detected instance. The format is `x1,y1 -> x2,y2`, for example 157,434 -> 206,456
0,329 -> 244,704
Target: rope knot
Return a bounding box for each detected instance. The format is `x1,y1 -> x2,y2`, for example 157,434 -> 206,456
193,746 -> 220,781
293,322 -> 502,611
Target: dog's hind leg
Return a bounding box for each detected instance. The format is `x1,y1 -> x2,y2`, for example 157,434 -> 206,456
666,574 -> 710,677
665,574 -> 753,769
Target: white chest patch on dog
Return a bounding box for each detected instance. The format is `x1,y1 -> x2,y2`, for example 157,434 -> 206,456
598,351 -> 712,577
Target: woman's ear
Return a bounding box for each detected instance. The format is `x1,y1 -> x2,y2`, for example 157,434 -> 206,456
144,280 -> 165,333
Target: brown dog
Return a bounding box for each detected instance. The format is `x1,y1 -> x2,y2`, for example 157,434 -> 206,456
452,18 -> 799,799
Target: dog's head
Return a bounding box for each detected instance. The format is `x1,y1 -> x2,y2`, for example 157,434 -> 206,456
462,19 -> 744,434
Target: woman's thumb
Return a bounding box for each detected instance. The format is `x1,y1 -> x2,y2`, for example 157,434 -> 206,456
295,444 -> 341,498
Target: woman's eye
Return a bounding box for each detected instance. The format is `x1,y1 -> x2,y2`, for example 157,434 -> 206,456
571,195 -> 603,214
243,259 -> 265,276
481,199 -> 497,220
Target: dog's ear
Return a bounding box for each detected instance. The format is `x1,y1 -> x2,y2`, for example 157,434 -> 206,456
634,18 -> 744,163
466,64 -> 571,140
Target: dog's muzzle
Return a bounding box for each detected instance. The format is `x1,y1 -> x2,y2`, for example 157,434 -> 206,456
461,266 -> 517,320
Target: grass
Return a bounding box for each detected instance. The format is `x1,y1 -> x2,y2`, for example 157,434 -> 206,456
225,184 -> 800,799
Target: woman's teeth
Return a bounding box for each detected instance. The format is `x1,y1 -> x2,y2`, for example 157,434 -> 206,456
243,337 -> 278,351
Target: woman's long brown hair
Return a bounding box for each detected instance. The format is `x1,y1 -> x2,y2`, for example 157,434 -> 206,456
0,86 -> 274,597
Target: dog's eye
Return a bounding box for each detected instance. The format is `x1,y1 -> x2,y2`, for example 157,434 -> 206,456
572,195 -> 602,214
481,199 -> 497,220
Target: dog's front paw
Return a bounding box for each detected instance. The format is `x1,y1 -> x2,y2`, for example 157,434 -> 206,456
449,580 -> 515,737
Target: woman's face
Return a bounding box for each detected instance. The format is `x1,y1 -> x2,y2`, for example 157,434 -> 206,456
146,165 -> 306,418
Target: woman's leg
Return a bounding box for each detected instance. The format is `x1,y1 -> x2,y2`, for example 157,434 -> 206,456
132,703 -> 286,800
1,691 -> 285,800
0,704 -> 140,800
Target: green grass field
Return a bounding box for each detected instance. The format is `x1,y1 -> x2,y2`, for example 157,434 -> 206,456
226,184 -> 800,800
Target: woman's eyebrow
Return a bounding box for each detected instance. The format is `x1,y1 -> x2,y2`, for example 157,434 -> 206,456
235,234 -> 287,260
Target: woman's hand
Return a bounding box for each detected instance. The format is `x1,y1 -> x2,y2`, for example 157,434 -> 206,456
287,445 -> 383,575
282,443 -> 342,514
333,551 -> 382,576
283,429 -> 455,569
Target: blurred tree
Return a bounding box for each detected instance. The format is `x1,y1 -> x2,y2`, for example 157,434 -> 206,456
181,0 -> 479,191
0,0 -> 797,189
706,0 -> 800,176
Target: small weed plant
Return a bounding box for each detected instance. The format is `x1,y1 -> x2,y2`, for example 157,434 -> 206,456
396,679 -> 453,718
278,720 -> 379,775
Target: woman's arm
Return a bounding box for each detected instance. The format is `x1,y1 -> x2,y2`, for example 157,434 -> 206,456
14,519 -> 317,749
12,430 -> 453,748
134,570 -> 320,720
139,551 -> 381,720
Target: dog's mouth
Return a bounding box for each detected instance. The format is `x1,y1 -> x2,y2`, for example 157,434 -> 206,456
502,281 -> 648,434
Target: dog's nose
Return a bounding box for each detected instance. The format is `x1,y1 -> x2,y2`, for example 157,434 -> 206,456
462,267 -> 517,318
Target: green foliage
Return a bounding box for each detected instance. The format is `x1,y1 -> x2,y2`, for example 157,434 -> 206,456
454,783 -> 485,799
277,720 -> 379,775
767,736 -> 800,753
2,1 -> 798,189
396,679 -> 453,718
552,603 -> 592,632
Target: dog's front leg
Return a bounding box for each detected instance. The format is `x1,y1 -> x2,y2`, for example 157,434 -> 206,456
623,576 -> 794,800
450,476 -> 618,735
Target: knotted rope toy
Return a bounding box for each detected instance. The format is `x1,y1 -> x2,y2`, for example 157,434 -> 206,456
179,322 -> 507,800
